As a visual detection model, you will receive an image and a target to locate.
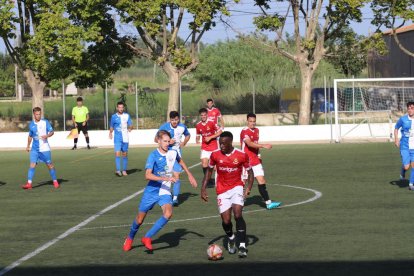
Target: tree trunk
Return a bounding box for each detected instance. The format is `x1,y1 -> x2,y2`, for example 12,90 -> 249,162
163,63 -> 180,120
24,69 -> 46,117
298,68 -> 314,125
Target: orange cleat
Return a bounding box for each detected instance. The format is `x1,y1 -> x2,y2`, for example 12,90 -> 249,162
141,237 -> 153,251
123,237 -> 133,251
22,183 -> 32,190
53,180 -> 60,189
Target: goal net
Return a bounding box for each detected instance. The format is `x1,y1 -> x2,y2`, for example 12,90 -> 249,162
333,77 -> 414,142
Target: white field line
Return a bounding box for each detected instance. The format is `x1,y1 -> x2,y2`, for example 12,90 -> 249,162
0,161 -> 202,275
79,183 -> 322,231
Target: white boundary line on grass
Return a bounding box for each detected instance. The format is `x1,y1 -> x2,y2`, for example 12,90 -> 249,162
0,162 -> 201,275
78,183 -> 322,231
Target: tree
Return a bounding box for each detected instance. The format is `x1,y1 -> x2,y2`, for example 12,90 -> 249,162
326,27 -> 367,77
370,0 -> 414,57
111,0 -> 229,117
243,0 -> 366,124
0,0 -> 119,113
0,53 -> 14,97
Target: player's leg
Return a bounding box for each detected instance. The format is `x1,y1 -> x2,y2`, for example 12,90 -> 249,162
81,124 -> 90,149
123,192 -> 154,251
141,195 -> 173,250
121,143 -> 128,176
72,124 -> 82,150
254,164 -> 281,209
409,150 -> 414,190
232,204 -> 248,258
401,150 -> 412,189
172,161 -> 183,205
23,151 -> 38,189
40,151 -> 59,188
114,142 -> 122,176
218,190 -> 236,254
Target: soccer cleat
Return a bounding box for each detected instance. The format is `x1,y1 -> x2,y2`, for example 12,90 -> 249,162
115,171 -> 122,177
122,171 -> 128,176
172,199 -> 179,206
238,246 -> 247,258
53,180 -> 59,189
266,201 -> 282,210
87,145 -> 91,150
400,175 -> 405,180
409,184 -> 414,191
123,237 -> 133,251
141,237 -> 153,251
22,183 -> 32,190
71,145 -> 77,150
227,238 -> 236,254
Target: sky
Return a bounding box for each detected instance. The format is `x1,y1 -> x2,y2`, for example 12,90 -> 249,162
0,1 -> 381,54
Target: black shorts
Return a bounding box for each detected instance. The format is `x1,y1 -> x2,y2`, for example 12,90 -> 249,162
76,122 -> 88,134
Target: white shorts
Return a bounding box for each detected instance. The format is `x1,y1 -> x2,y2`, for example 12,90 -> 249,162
217,186 -> 244,213
200,150 -> 213,160
242,164 -> 264,179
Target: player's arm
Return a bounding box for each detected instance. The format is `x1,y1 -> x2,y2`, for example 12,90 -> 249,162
394,128 -> 400,147
178,158 -> 197,188
109,116 -> 114,139
145,168 -> 175,183
201,166 -> 214,202
219,116 -> 225,129
83,113 -> 89,126
72,115 -> 77,127
206,128 -> 222,143
244,137 -> 272,149
127,115 -> 133,132
244,168 -> 254,198
196,134 -> 201,144
181,134 -> 191,147
26,136 -> 32,152
42,121 -> 54,139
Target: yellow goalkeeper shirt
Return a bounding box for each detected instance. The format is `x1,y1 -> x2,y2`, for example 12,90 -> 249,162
72,106 -> 89,123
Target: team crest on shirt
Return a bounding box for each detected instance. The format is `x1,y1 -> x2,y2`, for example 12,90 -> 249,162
206,126 -> 210,130
233,158 -> 239,164
219,160 -> 223,163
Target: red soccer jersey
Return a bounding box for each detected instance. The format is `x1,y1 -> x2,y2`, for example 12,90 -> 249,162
240,127 -> 261,166
196,120 -> 220,151
207,107 -> 222,125
209,148 -> 250,195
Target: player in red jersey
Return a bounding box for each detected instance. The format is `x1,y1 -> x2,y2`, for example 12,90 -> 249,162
195,108 -> 222,182
201,131 -> 254,258
240,113 -> 282,210
206,98 -> 224,129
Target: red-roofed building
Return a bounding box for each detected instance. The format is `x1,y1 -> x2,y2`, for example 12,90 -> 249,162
368,24 -> 414,78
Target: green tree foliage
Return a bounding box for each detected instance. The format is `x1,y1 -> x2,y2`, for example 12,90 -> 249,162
0,53 -> 14,97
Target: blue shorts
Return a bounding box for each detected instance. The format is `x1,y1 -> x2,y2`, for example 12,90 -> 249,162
173,161 -> 183,173
400,149 -> 414,166
139,192 -> 172,213
30,151 -> 52,164
114,141 -> 129,152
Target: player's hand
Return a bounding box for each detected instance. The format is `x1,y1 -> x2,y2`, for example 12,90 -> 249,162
40,135 -> 48,140
74,123 -> 78,127
188,173 -> 198,188
82,122 -> 86,126
263,144 -> 272,149
395,140 -> 400,148
170,138 -> 176,145
244,188 -> 250,199
109,132 -> 112,139
205,136 -> 212,143
26,146 -> 30,152
201,189 -> 208,202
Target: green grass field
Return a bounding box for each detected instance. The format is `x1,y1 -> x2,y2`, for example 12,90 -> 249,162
1,143 -> 414,275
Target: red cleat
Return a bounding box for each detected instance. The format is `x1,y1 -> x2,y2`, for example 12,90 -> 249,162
141,237 -> 153,251
22,183 -> 32,190
53,180 -> 59,189
123,237 -> 133,251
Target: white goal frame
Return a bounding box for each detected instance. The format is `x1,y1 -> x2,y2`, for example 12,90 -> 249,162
333,77 -> 414,142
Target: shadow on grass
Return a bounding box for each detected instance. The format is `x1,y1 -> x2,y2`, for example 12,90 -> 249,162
0,181 -> 6,186
126,168 -> 142,175
389,179 -> 409,188
175,192 -> 198,207
244,195 -> 265,208
9,260 -> 414,276
32,179 -> 69,189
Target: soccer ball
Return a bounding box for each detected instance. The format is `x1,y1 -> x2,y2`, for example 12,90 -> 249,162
207,244 -> 223,260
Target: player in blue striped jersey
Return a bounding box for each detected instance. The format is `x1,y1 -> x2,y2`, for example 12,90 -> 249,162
156,111 -> 191,206
123,130 -> 197,252
22,107 -> 59,189
109,102 -> 133,176
394,101 -> 414,190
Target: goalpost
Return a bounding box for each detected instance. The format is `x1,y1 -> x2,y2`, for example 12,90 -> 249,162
333,77 -> 414,142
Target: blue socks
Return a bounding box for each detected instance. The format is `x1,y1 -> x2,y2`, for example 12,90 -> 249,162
173,180 -> 181,197
145,216 -> 169,238
128,220 -> 140,240
123,156 -> 128,171
410,169 -> 414,184
27,167 -> 35,182
49,168 -> 57,181
115,156 -> 121,171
